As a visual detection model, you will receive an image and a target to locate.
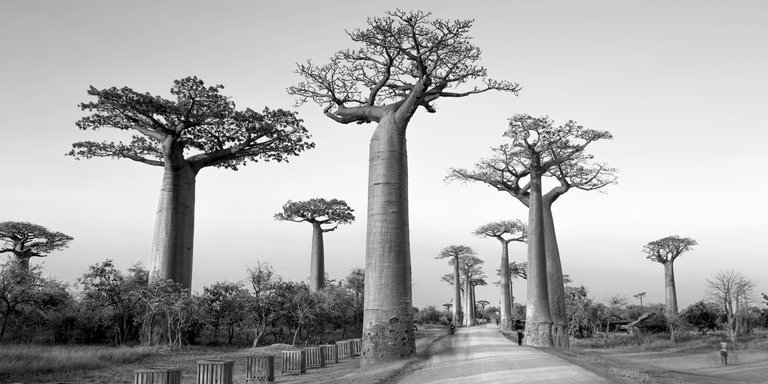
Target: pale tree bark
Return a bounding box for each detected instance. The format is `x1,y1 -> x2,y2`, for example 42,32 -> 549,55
499,240 -> 513,330
664,262 -> 678,314
310,222 -> 325,292
453,259 -> 462,326
542,199 -> 568,349
149,158 -> 197,288
361,113 -> 415,362
525,169 -> 552,347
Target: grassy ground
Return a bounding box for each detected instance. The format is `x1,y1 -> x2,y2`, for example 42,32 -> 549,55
546,331 -> 768,384
0,327 -> 447,384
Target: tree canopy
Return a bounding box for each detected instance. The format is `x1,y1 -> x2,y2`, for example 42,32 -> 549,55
473,220 -> 528,242
642,235 -> 698,264
274,198 -> 355,230
289,9 -> 520,125
69,76 -> 314,171
0,222 -> 73,270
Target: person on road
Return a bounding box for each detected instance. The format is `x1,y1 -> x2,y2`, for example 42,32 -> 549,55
514,320 -> 523,346
720,340 -> 728,365
450,323 -> 456,335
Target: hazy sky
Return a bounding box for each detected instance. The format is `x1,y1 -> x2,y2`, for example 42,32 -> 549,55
1,1 -> 766,310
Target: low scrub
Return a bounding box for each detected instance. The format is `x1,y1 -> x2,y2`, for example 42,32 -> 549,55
0,344 -> 153,379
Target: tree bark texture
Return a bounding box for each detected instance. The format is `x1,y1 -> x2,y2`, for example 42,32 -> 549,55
310,222 -> 325,292
499,240 -> 513,330
453,257 -> 462,326
361,115 -> 415,363
524,170 -> 553,347
149,162 -> 197,289
664,262 -> 678,314
542,200 -> 569,349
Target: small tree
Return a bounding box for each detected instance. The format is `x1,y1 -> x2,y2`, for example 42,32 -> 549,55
289,10 -> 519,362
473,220 -> 527,330
680,301 -> 721,335
200,281 -> 250,344
274,198 -> 355,291
246,261 -> 282,346
642,235 -> 697,315
0,222 -> 73,273
77,260 -> 147,344
69,77 -> 314,289
436,245 -> 475,326
707,270 -> 756,341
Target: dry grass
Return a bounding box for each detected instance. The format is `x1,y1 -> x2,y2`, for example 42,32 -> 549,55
0,344 -> 154,380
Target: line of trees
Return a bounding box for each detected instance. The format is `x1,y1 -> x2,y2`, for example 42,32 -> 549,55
0,259 -> 364,347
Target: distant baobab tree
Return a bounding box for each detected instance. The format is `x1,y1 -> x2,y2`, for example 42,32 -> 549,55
0,221 -> 73,273
436,245 -> 476,326
449,114 -> 613,348
458,255 -> 485,327
633,292 -> 646,309
274,198 -> 355,291
68,77 -> 314,288
289,10 -> 519,362
473,220 -> 527,330
642,235 -> 697,315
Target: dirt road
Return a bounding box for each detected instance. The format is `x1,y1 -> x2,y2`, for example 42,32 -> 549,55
395,327 -> 609,383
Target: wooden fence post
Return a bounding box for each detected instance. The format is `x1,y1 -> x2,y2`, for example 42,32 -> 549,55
280,350 -> 306,375
336,340 -> 352,361
351,338 -> 363,357
321,344 -> 339,365
245,356 -> 275,383
197,360 -> 234,384
303,346 -> 325,369
134,367 -> 182,384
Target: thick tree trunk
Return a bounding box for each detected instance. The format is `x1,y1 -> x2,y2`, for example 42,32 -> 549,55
453,257 -> 462,326
310,222 -> 325,292
361,115 -> 415,364
664,262 -> 678,314
499,240 -> 513,330
542,200 -> 569,349
525,170 -> 553,347
14,256 -> 31,275
149,162 -> 197,289
470,284 -> 477,325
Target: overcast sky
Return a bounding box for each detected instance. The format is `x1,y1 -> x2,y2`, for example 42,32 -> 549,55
1,0 -> 766,310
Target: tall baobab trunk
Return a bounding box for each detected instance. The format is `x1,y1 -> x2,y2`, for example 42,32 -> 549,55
542,200 -> 569,349
463,276 -> 476,326
664,262 -> 678,314
361,114 -> 415,363
453,257 -> 462,326
149,159 -> 197,289
499,240 -> 513,330
525,169 -> 553,347
309,222 -> 325,292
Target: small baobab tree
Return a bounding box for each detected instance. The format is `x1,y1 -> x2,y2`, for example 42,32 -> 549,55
0,221 -> 73,273
457,254 -> 485,327
473,220 -> 526,330
274,198 -> 355,291
436,245 -> 476,326
69,77 -> 314,289
449,114 -> 612,348
642,235 -> 697,315
289,10 -> 519,362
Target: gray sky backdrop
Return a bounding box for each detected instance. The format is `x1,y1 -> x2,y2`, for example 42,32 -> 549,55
1,0 -> 766,310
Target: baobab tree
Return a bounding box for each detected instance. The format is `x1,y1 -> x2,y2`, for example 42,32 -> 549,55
473,220 -> 527,330
642,235 -> 697,315
0,221 -> 73,273
289,10 -> 519,362
274,198 -> 355,291
707,270 -> 755,342
457,254 -> 485,327
500,261 -> 528,313
448,114 -> 613,348
69,77 -> 313,288
436,245 -> 476,326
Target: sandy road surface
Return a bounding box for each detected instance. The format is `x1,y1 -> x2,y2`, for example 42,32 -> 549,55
396,327 -> 610,384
